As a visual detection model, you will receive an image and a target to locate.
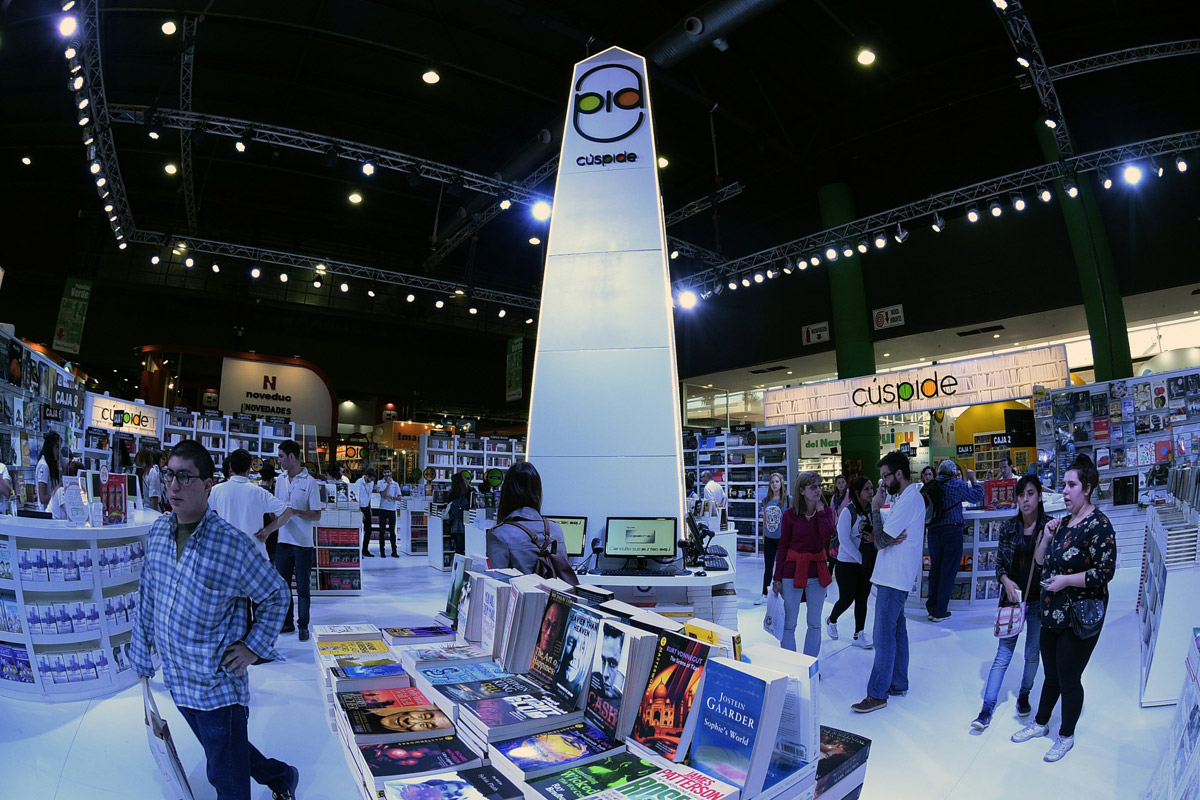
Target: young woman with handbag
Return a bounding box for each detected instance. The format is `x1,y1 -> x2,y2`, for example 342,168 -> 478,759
826,476 -> 877,649
1011,454 -> 1116,762
971,475 -> 1048,730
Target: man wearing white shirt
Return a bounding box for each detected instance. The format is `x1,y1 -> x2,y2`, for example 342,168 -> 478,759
209,449 -> 292,561
0,461 -> 10,500
354,468 -> 376,557
852,450 -> 925,714
272,441 -> 323,641
375,467 -> 401,558
700,470 -> 726,509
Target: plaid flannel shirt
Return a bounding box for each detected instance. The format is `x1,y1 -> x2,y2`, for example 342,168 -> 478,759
131,508 -> 288,710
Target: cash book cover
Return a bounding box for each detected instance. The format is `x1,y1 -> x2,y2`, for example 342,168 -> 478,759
585,621 -> 631,738
461,692 -> 576,728
631,632 -> 711,761
816,726 -> 871,797
358,735 -> 478,779
581,766 -> 739,800
531,590 -> 576,684
690,659 -> 765,787
529,753 -> 662,800
418,662 -> 513,685
492,721 -> 618,773
438,675 -> 543,705
383,766 -> 522,800
339,688 -> 453,738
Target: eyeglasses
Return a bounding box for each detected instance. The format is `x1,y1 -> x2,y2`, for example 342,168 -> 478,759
879,471 -> 893,481
161,468 -> 201,486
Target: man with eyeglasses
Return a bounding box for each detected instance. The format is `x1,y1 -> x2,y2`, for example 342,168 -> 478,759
273,440 -> 323,642
130,439 -> 300,800
851,450 -> 924,715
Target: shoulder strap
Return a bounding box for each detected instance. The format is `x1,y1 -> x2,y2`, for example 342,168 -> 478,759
509,520 -> 551,551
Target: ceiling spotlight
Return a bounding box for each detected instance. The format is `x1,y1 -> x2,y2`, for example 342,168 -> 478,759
62,1 -> 76,10
966,206 -> 980,223
161,20 -> 177,35
103,201 -> 114,213
1010,192 -> 1026,211
150,255 -> 160,265
782,263 -> 793,275
809,254 -> 821,266
798,260 -> 809,271
1123,164 -> 1143,185
753,271 -> 765,283
469,307 -> 478,315
883,352 -> 891,357
765,268 -> 776,279
147,127 -> 160,140
315,263 -> 326,274
824,246 -> 839,262
740,275 -> 751,287
1064,181 -> 1079,198
164,163 -> 177,175
367,289 -> 376,298
857,238 -> 869,253
348,192 -> 363,204
406,294 -> 415,303
313,279 -> 322,288
82,128 -> 94,146
184,257 -> 194,268
992,333 -> 1001,339
69,74 -> 84,91
727,278 -> 738,291
1176,156 -> 1188,173
670,250 -> 679,260
992,0 -> 1008,9
454,289 -> 465,296
435,299 -> 445,309
856,47 -> 876,66
361,161 -> 375,176
76,94 -> 89,110
528,237 -> 541,246
873,232 -> 887,248
422,67 -> 441,84
657,157 -> 669,169
525,318 -> 534,325
1151,158 -> 1164,178
94,176 -> 106,188
339,282 -> 349,292
1043,114 -> 1058,130
118,242 -> 128,250
89,160 -> 101,174
530,201 -> 552,222
58,15 -> 77,37
677,290 -> 698,310
931,214 -> 945,232
1037,185 -> 1052,202
108,214 -> 117,223
77,109 -> 90,126
250,267 -> 261,279
65,45 -> 78,59
893,224 -> 908,243
1015,51 -> 1032,69
498,308 -> 507,318
234,140 -> 246,153
842,243 -> 854,258
989,200 -> 1002,217
279,272 -> 289,283
211,263 -> 220,274
1099,168 -> 1112,189
499,199 -> 512,210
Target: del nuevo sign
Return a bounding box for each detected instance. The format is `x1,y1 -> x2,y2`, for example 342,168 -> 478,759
765,346 -> 1069,426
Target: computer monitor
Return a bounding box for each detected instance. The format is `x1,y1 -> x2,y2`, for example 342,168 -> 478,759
544,515 -> 588,558
604,517 -> 678,560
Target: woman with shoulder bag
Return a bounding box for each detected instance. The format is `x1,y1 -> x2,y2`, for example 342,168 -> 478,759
1011,454 -> 1116,762
772,472 -> 836,658
444,472 -> 472,556
486,462 -> 569,576
972,475 -> 1048,731
825,476 -> 877,649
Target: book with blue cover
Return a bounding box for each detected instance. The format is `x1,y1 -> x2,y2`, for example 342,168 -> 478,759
417,662 -> 513,685
489,720 -> 624,782
551,603 -> 602,710
383,765 -> 522,800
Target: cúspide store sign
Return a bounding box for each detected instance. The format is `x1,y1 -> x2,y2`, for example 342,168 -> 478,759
218,357 -> 332,436
87,394 -> 163,435
565,59 -> 650,173
764,345 -> 1069,426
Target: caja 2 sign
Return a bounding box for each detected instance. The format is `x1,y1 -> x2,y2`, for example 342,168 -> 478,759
852,373 -> 959,409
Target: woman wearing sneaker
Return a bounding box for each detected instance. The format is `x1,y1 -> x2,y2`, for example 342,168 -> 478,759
1011,455 -> 1115,762
972,475 -> 1048,731
826,476 -> 876,649
771,472 -> 836,658
757,472 -> 788,606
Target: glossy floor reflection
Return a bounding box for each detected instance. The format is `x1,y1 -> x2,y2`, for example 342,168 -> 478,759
0,553 -> 1170,800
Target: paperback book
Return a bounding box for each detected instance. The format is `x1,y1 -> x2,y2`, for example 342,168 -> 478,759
630,630 -> 713,762
815,726 -> 871,800
528,753 -> 663,800
489,720 -> 624,783
383,765 -> 523,800
458,691 -> 582,742
337,687 -> 454,744
356,735 -> 482,800
584,619 -> 657,740
381,625 -> 456,646
575,763 -> 740,800
551,603 -> 603,710
530,590 -> 577,684
397,643 -> 493,673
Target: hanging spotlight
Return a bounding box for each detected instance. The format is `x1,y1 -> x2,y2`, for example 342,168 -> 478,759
69,74 -> 84,91
118,242 -> 128,250
740,275 -> 751,287
58,15 -> 77,37
1010,192 -> 1026,211
435,299 -> 445,308
313,279 -> 322,288
893,224 -> 908,243
279,273 -> 288,283
992,0 -> 1008,9
348,192 -> 363,204
422,67 -> 441,85
765,268 -> 777,279
528,237 -> 541,246
873,232 -> 887,248
88,160 -> 101,174
824,246 -> 839,262
1122,164 -> 1144,185
184,257 -> 194,268
82,128 -> 94,146
1015,51 -> 1032,69
1176,155 -> 1188,173
781,263 -> 793,275
530,201 -> 552,221
857,238 -> 869,253
315,263 -> 327,274
64,44 -> 78,59
727,277 -> 738,291
842,243 -> 854,258
525,318 -> 534,324
498,308 -> 507,317
250,267 -> 261,279
103,201 -> 114,213
657,157 -> 669,169
989,200 -> 1002,217
1064,180 -> 1079,198
469,307 -> 478,315
77,109 -> 90,126
406,294 -> 415,303
1151,158 -> 1164,178
339,282 -> 349,292
670,250 -> 679,260
499,199 -> 512,210
161,20 -> 177,35
930,214 -> 945,232
62,1 -> 76,11
809,254 -> 821,266
966,206 -> 980,223
677,290 -> 699,310
367,289 -> 376,298
753,271 -> 765,283
856,47 -> 876,66
1098,168 -> 1112,190
1037,185 -> 1052,202
1043,114 -> 1059,130
94,176 -> 106,188
235,140 -> 246,153
164,163 -> 178,175
147,122 -> 160,140
798,260 -> 809,271
211,263 -> 220,274
150,255 -> 160,265
76,94 -> 89,110
361,161 -> 375,176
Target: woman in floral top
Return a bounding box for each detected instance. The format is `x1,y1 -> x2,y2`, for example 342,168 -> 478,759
1011,454 -> 1116,763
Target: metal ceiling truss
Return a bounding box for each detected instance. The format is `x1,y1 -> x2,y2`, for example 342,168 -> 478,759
1017,39 -> 1200,89
107,105 -> 553,207
126,229 -> 542,310
664,182 -> 744,227
179,17 -> 199,232
997,1 -> 1074,157
673,129 -> 1200,297
667,237 -> 727,268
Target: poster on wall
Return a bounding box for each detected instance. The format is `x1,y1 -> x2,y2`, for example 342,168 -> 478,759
505,335 -> 524,402
53,278 -> 93,356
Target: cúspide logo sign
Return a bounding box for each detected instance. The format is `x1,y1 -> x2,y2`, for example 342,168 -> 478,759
852,373 -> 959,409
572,63 -> 645,144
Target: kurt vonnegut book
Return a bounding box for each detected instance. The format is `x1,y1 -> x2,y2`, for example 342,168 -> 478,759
631,631 -> 713,762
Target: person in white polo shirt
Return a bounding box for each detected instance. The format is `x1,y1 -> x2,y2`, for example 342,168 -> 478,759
272,441 -> 323,642
209,449 -> 293,561
852,450 -> 925,714
375,466 -> 401,558
354,467 -> 377,557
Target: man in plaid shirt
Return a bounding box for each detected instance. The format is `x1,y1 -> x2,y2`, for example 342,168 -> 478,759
131,439 -> 299,800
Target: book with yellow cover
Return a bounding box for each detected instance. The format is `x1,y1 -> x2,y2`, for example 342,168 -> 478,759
318,638 -> 390,656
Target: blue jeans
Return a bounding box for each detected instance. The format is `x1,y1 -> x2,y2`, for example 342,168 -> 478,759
781,577 -> 826,658
926,524 -> 963,617
274,543 -> 313,629
867,585 -> 910,700
982,609 -> 1041,712
178,704 -> 293,800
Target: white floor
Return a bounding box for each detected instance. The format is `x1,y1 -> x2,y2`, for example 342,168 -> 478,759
0,554 -> 1171,800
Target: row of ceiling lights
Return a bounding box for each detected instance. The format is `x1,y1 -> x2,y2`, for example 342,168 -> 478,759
675,153 -> 1192,309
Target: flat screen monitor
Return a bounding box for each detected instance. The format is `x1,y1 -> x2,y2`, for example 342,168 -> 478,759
544,515 -> 588,557
604,517 -> 678,558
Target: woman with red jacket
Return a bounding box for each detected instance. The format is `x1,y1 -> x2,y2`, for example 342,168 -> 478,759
772,471 -> 836,657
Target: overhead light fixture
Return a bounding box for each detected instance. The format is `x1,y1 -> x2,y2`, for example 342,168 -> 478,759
150,255 -> 160,265
279,272 -> 288,283
753,271 -> 765,283
1176,155 -> 1188,173
893,224 -> 908,243
966,206 -> 980,223
531,201 -> 552,221
525,318 -> 533,324
435,299 -> 445,309
64,44 -> 78,59
1122,164 -> 1143,185
727,277 -> 738,291
1151,158 -> 1165,178
82,128 -> 93,146
103,201 -> 114,213
164,163 -> 177,175
75,94 -> 88,111
69,74 -> 84,91
117,242 -> 128,250
1064,180 -> 1079,198
147,126 -> 160,141
765,268 -> 776,279
77,109 -> 90,126
422,67 -> 441,84
89,159 -> 101,174
313,279 -> 322,288
94,176 -> 106,188
1098,168 -> 1112,189
454,289 -> 465,296
234,139 -> 247,154
989,200 -> 1002,217
740,275 -> 751,287
782,263 -> 793,275
315,263 -> 326,274
824,246 -> 839,262
992,0 -> 1008,9
468,306 -> 478,315
211,263 -> 220,274
406,294 -> 415,303
677,290 -> 698,310
809,254 -> 821,266
367,289 -> 376,298
883,352 -> 890,357
339,282 -> 349,292
361,161 -> 375,176
798,259 -> 809,271
1037,185 -> 1052,202
348,192 -> 363,204
161,20 -> 177,35
528,237 -> 541,246
670,250 -> 679,260
842,243 -> 854,258
856,47 -> 876,66
657,156 -> 669,169
250,267 -> 261,279
498,308 -> 507,318
61,1 -> 76,10
931,214 -> 945,232
184,257 -> 194,268
857,238 -> 869,253
1010,192 -> 1026,211
992,333 -> 1001,339
1043,114 -> 1058,130
1015,51 -> 1032,69
873,232 -> 887,248
498,199 -> 512,210
58,15 -> 77,37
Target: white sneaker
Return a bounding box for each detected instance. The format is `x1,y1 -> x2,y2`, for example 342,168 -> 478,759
754,594 -> 766,606
1011,722 -> 1049,743
1043,735 -> 1074,762
853,631 -> 873,649
826,618 -> 839,640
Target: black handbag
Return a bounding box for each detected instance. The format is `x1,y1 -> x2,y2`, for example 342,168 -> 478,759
1069,596 -> 1105,639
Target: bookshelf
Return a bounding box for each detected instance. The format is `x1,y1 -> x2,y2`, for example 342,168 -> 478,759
418,433 -> 523,495
398,497 -> 429,555
1139,490 -> 1200,707
162,409 -> 298,477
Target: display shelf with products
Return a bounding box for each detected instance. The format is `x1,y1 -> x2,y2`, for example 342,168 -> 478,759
0,511 -> 155,699
398,498 -> 429,555
314,483 -> 362,596
418,433 -> 520,495
1142,627 -> 1200,800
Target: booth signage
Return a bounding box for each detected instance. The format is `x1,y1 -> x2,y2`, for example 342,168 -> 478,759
957,444 -> 976,457
53,278 -> 92,356
88,395 -> 161,434
219,357 -> 333,436
872,304 -> 905,330
803,321 -> 830,345
800,432 -> 841,456
764,345 -> 1070,426
43,406 -> 63,422
991,433 -> 1013,446
172,405 -> 190,414
506,336 -> 524,402
53,374 -> 83,414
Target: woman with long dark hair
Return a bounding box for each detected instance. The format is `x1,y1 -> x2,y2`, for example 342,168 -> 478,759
486,462 -> 567,573
826,476 -> 877,648
445,471 -> 472,556
756,472 -> 789,606
1011,455 -> 1115,762
36,431 -> 62,511
972,475 -> 1048,731
772,471 -> 836,657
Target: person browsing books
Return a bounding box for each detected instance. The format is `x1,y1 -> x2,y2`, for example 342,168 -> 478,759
35,431 -> 62,511
756,472 -> 788,606
444,471 -> 473,557
208,448 -> 293,561
273,440 -> 323,642
486,462 -> 567,574
354,467 -> 376,557
771,471 -> 835,658
924,460 -> 984,622
1011,454 -> 1115,763
129,439 -> 299,800
136,446 -> 163,512
972,475 -> 1048,731
852,451 -> 924,714
999,457 -> 1017,481
375,467 -> 401,557
826,476 -> 878,649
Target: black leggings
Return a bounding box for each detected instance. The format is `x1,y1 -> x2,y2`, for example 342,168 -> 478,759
828,560 -> 872,633
762,537 -> 779,595
1036,624 -> 1100,737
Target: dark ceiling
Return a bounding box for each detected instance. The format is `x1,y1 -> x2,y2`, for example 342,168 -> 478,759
1,1 -> 1198,418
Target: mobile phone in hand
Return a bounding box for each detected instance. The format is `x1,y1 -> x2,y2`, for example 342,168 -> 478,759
1040,578 -> 1053,589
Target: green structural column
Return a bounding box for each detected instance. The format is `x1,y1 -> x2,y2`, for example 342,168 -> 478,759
1035,124 -> 1133,381
819,183 -> 880,479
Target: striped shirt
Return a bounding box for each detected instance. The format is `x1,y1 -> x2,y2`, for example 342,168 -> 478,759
130,509 -> 288,710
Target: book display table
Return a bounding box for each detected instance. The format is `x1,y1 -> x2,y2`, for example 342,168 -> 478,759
0,510 -> 157,699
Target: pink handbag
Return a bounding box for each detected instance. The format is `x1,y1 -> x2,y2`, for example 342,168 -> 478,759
993,562 -> 1036,638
